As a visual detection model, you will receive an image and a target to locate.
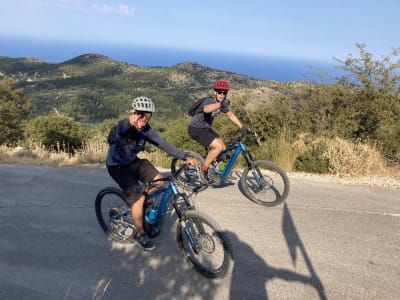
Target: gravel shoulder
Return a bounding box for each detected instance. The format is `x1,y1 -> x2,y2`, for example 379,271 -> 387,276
288,171 -> 400,189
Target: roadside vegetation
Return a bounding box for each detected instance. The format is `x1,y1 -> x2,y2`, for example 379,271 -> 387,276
0,44 -> 399,180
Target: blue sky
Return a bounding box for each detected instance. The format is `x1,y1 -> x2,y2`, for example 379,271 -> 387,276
1,0 -> 399,63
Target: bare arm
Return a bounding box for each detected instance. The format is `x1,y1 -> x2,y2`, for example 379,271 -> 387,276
226,111 -> 243,129
203,102 -> 221,113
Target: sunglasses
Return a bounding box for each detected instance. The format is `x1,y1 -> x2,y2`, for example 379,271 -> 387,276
216,90 -> 228,95
135,111 -> 152,120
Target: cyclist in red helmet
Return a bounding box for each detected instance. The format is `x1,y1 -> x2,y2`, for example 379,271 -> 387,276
188,80 -> 247,182
214,80 -> 230,91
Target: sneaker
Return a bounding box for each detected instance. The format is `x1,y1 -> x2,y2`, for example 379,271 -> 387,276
134,233 -> 156,251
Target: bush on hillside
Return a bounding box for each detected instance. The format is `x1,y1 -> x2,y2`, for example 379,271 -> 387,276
25,115 -> 85,152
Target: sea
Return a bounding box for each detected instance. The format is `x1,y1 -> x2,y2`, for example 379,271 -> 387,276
1,37 -> 344,82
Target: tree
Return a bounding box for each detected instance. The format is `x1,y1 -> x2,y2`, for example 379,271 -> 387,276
0,78 -> 33,144
333,43 -> 400,157
334,43 -> 400,95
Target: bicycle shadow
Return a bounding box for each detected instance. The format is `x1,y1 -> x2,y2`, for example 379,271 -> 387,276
92,174 -> 227,299
0,166 -> 326,299
228,202 -> 327,299
94,203 -> 327,299
92,173 -> 325,299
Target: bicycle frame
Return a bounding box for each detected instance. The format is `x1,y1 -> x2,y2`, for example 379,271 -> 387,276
96,170 -> 234,278
144,182 -> 179,227
214,140 -> 251,185
110,180 -> 181,232
171,131 -> 289,207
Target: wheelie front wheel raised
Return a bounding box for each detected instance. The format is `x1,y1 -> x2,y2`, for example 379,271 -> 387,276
240,160 -> 290,206
176,210 -> 233,278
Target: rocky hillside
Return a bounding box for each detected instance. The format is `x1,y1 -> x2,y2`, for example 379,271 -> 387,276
0,53 -> 294,122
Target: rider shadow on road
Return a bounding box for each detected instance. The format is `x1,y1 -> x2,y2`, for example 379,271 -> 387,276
228,203 -> 327,299
93,193 -> 226,299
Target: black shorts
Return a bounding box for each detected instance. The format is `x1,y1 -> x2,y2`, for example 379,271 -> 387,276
188,126 -> 219,148
107,159 -> 159,205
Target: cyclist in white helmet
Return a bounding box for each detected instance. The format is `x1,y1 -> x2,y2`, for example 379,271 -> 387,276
106,96 -> 197,251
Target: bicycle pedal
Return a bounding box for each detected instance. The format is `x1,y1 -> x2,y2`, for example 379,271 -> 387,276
208,174 -> 220,184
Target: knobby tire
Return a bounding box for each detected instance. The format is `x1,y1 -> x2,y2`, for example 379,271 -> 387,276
95,187 -> 135,243
176,210 -> 234,278
240,160 -> 290,206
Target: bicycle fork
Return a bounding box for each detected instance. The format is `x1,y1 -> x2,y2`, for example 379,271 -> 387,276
244,151 -> 266,188
181,220 -> 201,254
251,167 -> 266,187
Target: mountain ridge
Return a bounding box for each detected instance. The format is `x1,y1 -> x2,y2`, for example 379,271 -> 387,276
0,53 -> 289,122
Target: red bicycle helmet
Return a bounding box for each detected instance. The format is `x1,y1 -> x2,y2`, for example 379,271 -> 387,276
214,80 -> 230,91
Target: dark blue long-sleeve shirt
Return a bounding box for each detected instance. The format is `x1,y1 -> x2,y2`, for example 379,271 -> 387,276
106,118 -> 186,166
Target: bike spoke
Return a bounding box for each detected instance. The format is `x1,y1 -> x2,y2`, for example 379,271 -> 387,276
177,211 -> 233,278
95,188 -> 136,242
241,161 -> 290,206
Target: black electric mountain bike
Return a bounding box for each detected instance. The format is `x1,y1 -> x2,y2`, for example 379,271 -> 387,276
171,131 -> 290,207
95,173 -> 233,278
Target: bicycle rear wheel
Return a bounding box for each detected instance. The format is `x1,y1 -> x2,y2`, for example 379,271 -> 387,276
240,160 -> 290,206
171,151 -> 204,190
95,187 -> 135,243
176,210 -> 233,278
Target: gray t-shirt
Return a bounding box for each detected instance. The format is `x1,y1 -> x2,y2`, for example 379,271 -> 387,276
188,96 -> 230,128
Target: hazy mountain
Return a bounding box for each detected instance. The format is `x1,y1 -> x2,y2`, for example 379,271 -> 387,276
0,53 -> 289,122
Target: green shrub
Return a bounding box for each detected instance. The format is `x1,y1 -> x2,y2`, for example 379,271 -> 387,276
25,115 -> 85,152
0,78 -> 34,145
294,150 -> 330,173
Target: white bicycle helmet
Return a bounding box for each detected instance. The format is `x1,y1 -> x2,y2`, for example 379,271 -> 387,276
131,96 -> 155,112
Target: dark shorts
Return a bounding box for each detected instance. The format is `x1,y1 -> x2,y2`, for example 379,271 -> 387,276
107,159 -> 159,205
188,126 -> 219,148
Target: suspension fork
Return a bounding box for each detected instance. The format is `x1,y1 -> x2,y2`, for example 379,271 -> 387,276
242,148 -> 265,186
241,143 -> 254,167
182,220 -> 201,253
174,197 -> 202,253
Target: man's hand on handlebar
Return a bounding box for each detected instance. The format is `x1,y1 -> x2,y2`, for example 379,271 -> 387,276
241,127 -> 250,135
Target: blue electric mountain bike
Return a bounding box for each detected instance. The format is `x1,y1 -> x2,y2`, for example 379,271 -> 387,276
171,131 -> 290,207
95,173 -> 233,278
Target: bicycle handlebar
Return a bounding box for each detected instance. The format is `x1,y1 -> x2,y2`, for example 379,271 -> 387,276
227,129 -> 253,145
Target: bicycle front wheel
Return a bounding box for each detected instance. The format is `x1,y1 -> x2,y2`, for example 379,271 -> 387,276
95,187 -> 135,243
176,210 -> 233,278
240,160 -> 290,206
171,151 -> 204,190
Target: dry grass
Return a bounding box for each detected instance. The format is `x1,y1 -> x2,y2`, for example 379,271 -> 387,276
268,132 -> 298,172
322,137 -> 386,177
293,135 -> 392,178
0,140 -> 106,166
0,140 -> 172,168
0,137 -> 398,181
0,144 -> 70,166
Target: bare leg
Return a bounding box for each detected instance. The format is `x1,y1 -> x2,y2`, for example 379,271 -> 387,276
131,195 -> 145,234
203,138 -> 226,168
131,173 -> 163,235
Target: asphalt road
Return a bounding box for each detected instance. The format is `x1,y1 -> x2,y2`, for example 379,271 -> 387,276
0,164 -> 399,300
